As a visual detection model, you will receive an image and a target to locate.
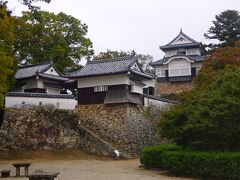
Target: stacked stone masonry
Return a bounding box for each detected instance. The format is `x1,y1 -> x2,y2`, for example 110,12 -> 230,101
155,82 -> 195,96
76,104 -> 166,156
0,108 -> 81,150
0,103 -> 169,158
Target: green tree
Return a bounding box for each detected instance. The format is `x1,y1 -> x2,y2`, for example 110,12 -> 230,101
93,49 -> 131,60
158,42 -> 240,151
18,0 -> 51,11
0,1 -> 16,109
196,40 -> 240,91
135,53 -> 153,72
204,10 -> 240,52
94,49 -> 153,72
14,11 -> 94,73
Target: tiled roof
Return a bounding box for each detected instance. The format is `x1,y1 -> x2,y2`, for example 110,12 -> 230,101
7,92 -> 75,99
160,31 -> 201,50
160,42 -> 201,50
130,69 -> 154,79
15,62 -> 52,79
38,73 -> 69,82
150,55 -> 207,66
15,61 -> 69,82
69,56 -> 150,78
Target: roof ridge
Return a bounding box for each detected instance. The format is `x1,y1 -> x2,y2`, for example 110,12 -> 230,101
180,31 -> 199,44
18,61 -> 52,69
91,56 -> 135,64
163,31 -> 200,47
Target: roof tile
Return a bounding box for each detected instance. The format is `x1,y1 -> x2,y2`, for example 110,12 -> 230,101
69,56 -> 137,78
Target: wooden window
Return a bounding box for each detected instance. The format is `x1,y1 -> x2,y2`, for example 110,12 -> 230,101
169,67 -> 190,76
156,69 -> 166,77
94,85 -> 108,92
180,67 -> 190,75
177,50 -> 186,55
169,68 -> 179,76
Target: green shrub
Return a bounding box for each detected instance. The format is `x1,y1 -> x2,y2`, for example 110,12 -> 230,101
158,67 -> 240,151
140,144 -> 182,168
162,150 -> 240,179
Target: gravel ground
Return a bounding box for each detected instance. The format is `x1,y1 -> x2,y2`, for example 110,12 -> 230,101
0,159 -> 196,180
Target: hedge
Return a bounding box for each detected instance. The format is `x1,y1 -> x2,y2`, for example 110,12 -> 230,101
161,150 -> 240,179
141,144 -> 240,179
140,144 -> 182,168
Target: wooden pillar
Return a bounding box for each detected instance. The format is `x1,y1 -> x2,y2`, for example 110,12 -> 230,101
25,166 -> 29,176
16,167 -> 20,177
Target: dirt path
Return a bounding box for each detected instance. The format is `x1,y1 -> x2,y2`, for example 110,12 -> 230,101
0,159 -> 196,180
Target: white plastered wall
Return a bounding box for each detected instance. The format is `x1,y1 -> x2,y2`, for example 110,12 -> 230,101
143,79 -> 156,88
131,83 -> 143,94
44,67 -> 59,76
47,87 -> 61,94
170,34 -> 192,45
77,74 -> 130,88
144,97 -> 171,107
5,96 -> 77,110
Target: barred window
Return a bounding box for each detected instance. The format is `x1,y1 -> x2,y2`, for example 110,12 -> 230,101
169,67 -> 190,76
156,69 -> 166,77
94,85 -> 108,92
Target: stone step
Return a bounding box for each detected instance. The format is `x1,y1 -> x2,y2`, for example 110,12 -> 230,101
80,125 -> 137,158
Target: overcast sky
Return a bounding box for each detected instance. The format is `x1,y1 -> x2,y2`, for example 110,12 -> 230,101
8,0 -> 240,62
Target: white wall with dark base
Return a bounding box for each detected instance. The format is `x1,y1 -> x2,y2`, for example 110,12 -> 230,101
5,96 -> 77,110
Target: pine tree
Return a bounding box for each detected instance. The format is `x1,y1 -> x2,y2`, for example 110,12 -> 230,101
204,10 -> 240,52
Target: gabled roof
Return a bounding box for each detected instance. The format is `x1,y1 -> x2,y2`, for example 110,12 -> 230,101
69,56 -> 154,79
160,30 -> 201,51
150,55 -> 207,66
38,73 -> 69,82
15,61 -> 52,79
15,61 -> 68,82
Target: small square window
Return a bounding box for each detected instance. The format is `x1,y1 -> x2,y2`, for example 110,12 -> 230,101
177,50 -> 186,55
156,69 -> 166,77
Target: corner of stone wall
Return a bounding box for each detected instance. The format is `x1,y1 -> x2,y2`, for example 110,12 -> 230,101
125,104 -> 164,154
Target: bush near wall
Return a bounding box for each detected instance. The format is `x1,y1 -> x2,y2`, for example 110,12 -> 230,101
162,150 -> 240,179
140,144 -> 182,168
141,144 -> 240,179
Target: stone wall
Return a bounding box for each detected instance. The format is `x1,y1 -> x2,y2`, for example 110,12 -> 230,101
155,82 -> 195,96
0,108 -> 81,150
0,107 -> 116,157
0,104 -> 168,158
76,104 -> 167,155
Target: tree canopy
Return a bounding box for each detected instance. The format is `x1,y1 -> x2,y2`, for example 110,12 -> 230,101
158,41 -> 240,151
204,10 -> 240,52
93,49 -> 131,60
14,11 -> 94,73
0,1 -> 17,109
18,0 -> 51,11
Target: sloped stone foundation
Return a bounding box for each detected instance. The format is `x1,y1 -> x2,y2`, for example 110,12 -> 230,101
76,103 -> 167,156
